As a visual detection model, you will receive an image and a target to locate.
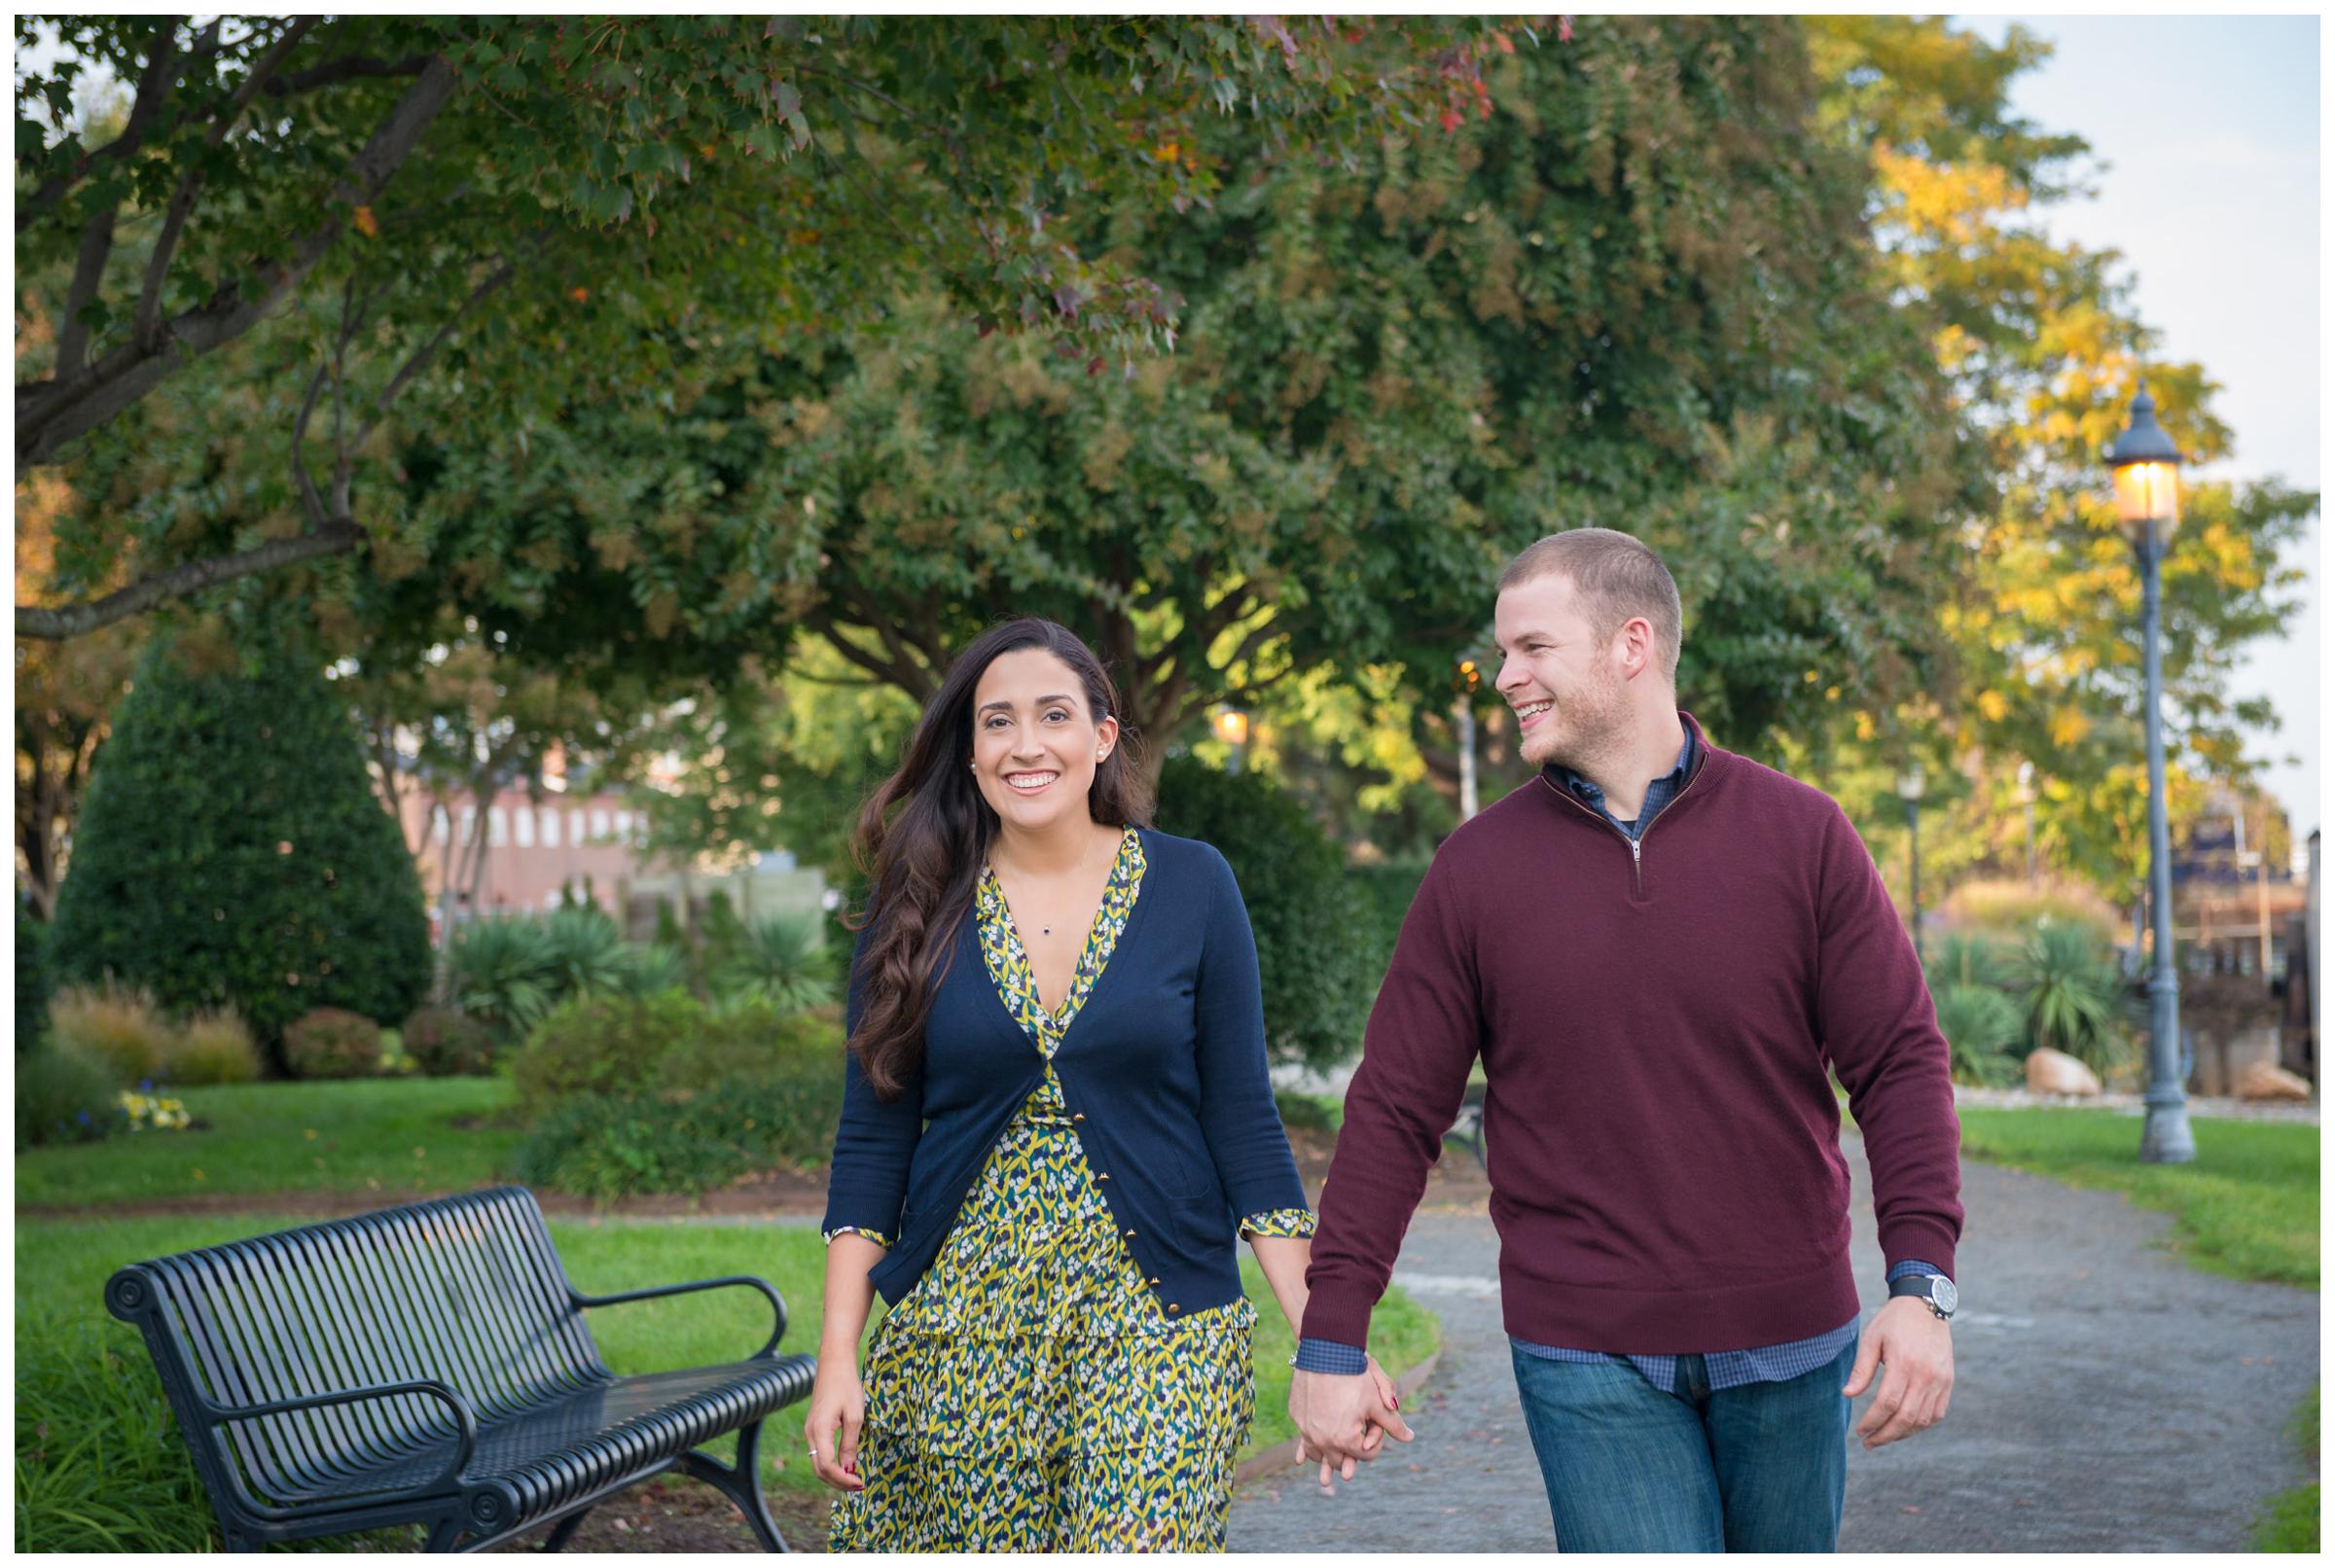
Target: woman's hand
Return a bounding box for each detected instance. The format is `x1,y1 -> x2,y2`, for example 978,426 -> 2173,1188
804,1354 -> 868,1491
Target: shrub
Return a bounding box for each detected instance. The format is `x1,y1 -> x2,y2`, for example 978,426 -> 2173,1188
514,1064 -> 845,1201
512,989 -> 705,1114
2015,918 -> 2134,1074
1275,1087 -> 1344,1132
48,980 -> 175,1084
1154,755 -> 1378,1070
47,624 -> 433,1060
1931,983 -> 2025,1087
281,1007 -> 385,1081
1942,878 -> 2119,943
446,915 -> 559,1045
166,1008 -> 261,1086
402,1005 -> 498,1077
16,1041 -> 126,1149
714,909 -> 836,1013
18,890 -> 52,1055
1349,860 -> 1432,976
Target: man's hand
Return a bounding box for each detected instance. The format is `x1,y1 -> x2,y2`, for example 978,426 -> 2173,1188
1844,1296 -> 1954,1448
1290,1358 -> 1413,1491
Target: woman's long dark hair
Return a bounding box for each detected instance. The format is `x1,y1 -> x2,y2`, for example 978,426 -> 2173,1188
845,619 -> 1152,1099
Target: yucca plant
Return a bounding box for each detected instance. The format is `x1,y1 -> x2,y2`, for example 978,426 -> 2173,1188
1926,931 -> 2012,993
540,905 -> 633,1001
1931,982 -> 2025,1087
715,910 -> 836,1014
2014,917 -> 2133,1074
446,916 -> 558,1045
614,942 -> 691,1000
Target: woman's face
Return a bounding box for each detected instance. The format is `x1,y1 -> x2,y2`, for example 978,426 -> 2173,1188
968,647 -> 1118,835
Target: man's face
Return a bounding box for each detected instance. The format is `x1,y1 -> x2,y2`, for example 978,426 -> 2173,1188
1492,572 -> 1630,772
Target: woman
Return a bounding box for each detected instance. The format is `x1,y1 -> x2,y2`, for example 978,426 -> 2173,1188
804,618 -> 1395,1551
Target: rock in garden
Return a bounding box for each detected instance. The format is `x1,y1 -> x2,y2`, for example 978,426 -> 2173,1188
2233,1060 -> 2314,1102
2026,1048 -> 2102,1097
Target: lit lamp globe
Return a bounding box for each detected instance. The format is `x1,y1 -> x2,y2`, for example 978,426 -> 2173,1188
2106,389 -> 2181,549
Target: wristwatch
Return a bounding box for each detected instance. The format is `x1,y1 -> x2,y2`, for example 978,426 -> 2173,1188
1887,1273 -> 1958,1321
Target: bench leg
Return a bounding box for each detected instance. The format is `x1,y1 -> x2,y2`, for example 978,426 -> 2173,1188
539,1507 -> 594,1552
421,1512 -> 466,1552
680,1417 -> 787,1552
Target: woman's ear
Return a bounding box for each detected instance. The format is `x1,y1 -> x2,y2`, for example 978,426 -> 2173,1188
1095,713 -> 1120,764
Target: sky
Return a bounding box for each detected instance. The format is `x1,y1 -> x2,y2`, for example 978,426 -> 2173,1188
1968,13 -> 2321,853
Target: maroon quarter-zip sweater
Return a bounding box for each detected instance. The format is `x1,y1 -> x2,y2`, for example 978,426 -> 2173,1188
1302,715 -> 1962,1355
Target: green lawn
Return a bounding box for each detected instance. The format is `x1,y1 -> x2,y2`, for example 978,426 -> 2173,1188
2253,1387 -> 2320,1551
16,1211 -> 1439,1551
1955,1108 -> 2318,1287
15,1077 -> 522,1207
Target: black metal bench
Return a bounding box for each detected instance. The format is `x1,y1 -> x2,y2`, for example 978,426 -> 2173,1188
104,1186 -> 817,1552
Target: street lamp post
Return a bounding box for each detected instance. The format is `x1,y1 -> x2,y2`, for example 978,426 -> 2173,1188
2109,387 -> 2195,1164
1455,656 -> 1482,823
1897,763 -> 1926,960
2016,761 -> 2038,890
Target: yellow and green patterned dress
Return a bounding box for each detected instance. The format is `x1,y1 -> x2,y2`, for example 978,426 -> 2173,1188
825,827 -> 1313,1552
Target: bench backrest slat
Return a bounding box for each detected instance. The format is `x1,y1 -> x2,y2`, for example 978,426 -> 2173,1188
111,1188 -> 606,1504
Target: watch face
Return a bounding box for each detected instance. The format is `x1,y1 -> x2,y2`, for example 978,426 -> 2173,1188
1931,1277 -> 1958,1316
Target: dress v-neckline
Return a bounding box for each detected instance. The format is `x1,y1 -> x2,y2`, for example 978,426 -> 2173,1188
979,828 -> 1142,1052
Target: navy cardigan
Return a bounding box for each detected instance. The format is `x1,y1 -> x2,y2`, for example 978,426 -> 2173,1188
821,828 -> 1309,1318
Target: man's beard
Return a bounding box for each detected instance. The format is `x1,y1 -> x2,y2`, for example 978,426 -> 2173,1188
1521,671 -> 1632,775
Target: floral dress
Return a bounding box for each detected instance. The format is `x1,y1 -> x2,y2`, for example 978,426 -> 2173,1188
825,827 -> 1314,1551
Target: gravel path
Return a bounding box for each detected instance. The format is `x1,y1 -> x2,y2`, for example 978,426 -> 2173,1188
1227,1135 -> 2319,1552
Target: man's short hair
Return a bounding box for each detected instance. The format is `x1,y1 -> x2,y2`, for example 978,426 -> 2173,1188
1496,528 -> 1682,680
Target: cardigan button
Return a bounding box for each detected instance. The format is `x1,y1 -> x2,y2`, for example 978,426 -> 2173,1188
1124,1229 -> 1136,1239
1148,1277 -> 1161,1286
1096,1172 -> 1108,1182
1072,1113 -> 1086,1122
1168,1303 -> 1180,1313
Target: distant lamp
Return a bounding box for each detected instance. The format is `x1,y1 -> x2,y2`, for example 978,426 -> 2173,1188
2108,385 -> 2193,1163
1211,705 -> 1250,775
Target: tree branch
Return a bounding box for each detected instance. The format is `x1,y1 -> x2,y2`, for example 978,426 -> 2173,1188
18,53 -> 458,471
263,53 -> 436,96
53,202 -> 119,377
16,16 -> 187,237
134,17 -> 319,348
15,520 -> 364,640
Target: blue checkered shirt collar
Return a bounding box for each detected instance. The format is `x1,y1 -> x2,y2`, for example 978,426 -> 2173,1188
1546,724 -> 1698,841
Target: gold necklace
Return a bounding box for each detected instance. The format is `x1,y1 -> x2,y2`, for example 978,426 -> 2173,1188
992,827 -> 1109,936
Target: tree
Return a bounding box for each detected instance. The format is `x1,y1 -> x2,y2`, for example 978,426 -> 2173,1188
1803,17 -> 2316,903
674,17 -> 1970,781
48,610 -> 434,1052
17,16 -> 1516,639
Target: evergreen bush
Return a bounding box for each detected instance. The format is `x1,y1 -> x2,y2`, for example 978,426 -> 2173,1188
48,628 -> 432,1058
1153,755 -> 1378,1070
18,890 -> 51,1055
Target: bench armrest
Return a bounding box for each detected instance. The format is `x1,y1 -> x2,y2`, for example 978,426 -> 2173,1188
195,1377 -> 480,1494
569,1274 -> 787,1359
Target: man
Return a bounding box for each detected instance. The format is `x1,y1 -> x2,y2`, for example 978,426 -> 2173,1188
1290,529 -> 1961,1551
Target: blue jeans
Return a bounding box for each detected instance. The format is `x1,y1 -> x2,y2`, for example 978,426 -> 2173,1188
1509,1341 -> 1854,1551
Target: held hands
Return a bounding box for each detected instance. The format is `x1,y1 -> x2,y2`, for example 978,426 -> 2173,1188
1290,1354 -> 1413,1493
804,1354 -> 868,1491
1843,1296 -> 1955,1448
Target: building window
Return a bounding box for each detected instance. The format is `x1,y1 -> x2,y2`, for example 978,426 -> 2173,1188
459,806 -> 476,845
431,804 -> 450,845
515,807 -> 534,848
542,808 -> 560,848
616,810 -> 635,843
489,807 -> 508,847
590,808 -> 609,841
569,809 -> 586,845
